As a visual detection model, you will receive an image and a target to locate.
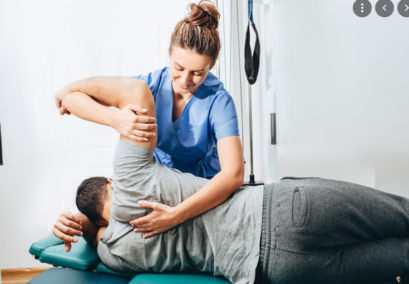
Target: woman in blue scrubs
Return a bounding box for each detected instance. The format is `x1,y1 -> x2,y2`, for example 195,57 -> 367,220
133,65 -> 238,180
53,0 -> 244,244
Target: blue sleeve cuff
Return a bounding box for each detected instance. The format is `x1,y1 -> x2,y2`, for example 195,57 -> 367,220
216,131 -> 240,141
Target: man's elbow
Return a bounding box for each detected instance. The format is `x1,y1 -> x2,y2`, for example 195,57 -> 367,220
128,79 -> 150,97
61,92 -> 80,111
118,80 -> 154,110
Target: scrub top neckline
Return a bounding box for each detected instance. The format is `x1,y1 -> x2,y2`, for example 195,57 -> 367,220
170,82 -> 205,127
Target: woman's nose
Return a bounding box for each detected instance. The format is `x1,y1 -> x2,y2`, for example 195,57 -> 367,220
180,71 -> 192,85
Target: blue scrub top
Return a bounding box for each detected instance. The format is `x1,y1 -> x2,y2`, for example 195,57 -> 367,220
132,67 -> 240,179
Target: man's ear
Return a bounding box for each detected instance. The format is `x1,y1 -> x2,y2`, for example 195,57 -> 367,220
107,178 -> 113,184
95,220 -> 108,227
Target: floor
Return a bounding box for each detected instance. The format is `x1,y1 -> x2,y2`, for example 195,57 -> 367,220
1,267 -> 51,284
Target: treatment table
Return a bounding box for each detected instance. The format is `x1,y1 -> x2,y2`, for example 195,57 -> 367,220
29,234 -> 229,284
29,234 -> 399,284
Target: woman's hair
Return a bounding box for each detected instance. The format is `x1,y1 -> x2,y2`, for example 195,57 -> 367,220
76,177 -> 109,223
169,0 -> 221,66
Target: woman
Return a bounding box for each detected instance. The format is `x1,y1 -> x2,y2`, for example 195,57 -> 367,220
54,0 -> 245,241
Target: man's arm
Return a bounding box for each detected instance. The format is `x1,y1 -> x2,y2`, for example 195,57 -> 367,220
53,212 -> 99,252
56,78 -> 157,142
62,81 -> 157,149
93,226 -> 107,247
53,84 -> 157,251
56,77 -> 143,109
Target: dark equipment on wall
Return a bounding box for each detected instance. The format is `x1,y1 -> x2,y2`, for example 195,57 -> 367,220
243,0 -> 263,186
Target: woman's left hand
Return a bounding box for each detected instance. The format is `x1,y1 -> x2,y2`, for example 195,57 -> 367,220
129,201 -> 181,238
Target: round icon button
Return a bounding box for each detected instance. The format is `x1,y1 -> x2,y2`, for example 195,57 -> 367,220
398,0 -> 409,17
353,0 -> 372,17
375,0 -> 394,17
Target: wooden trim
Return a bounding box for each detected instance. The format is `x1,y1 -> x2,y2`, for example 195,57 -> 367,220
1,267 -> 52,284
1,267 -> 51,276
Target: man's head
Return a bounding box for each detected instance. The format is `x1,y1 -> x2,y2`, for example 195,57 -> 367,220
76,177 -> 113,226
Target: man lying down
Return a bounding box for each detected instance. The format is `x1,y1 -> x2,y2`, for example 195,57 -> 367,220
54,82 -> 409,284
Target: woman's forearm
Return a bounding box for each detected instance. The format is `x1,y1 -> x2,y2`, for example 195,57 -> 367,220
62,92 -> 117,127
175,136 -> 245,223
175,169 -> 244,223
130,136 -> 244,237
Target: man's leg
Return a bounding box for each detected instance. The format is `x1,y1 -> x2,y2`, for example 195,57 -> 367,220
258,178 -> 409,284
271,238 -> 409,284
282,178 -> 409,249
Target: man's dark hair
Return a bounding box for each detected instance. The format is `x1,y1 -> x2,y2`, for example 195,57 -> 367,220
76,177 -> 109,223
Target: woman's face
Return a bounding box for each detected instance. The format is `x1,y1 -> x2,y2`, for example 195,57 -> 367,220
169,47 -> 214,95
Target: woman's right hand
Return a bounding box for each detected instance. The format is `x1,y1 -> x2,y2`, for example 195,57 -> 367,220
110,104 -> 157,142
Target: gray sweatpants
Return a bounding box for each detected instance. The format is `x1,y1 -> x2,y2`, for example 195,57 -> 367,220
257,177 -> 409,284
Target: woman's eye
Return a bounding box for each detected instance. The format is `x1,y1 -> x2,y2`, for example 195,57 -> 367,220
176,68 -> 183,71
194,73 -> 203,76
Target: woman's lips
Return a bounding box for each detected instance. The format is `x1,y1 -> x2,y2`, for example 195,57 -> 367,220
178,82 -> 193,89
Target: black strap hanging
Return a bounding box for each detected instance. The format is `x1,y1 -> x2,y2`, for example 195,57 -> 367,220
242,0 -> 264,187
244,0 -> 260,85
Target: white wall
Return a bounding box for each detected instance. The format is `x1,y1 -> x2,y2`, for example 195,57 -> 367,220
0,0 -> 194,269
0,0 -> 61,269
274,0 -> 409,196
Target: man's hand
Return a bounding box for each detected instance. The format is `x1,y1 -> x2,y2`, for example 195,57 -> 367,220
129,201 -> 181,238
53,212 -> 83,252
110,104 -> 157,142
55,86 -> 73,116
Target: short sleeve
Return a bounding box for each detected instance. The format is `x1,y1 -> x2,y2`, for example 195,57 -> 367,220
111,140 -> 159,222
131,68 -> 165,98
209,92 -> 240,140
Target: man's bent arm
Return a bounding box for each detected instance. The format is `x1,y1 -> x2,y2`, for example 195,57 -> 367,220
57,77 -> 145,108
56,79 -> 156,142
62,83 -> 157,150
93,226 -> 107,247
79,214 -> 100,246
53,212 -> 100,251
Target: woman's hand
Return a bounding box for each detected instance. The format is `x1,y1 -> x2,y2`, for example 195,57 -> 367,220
129,201 -> 181,238
110,104 -> 157,142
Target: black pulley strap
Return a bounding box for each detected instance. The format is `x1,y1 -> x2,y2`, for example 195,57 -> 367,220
244,0 -> 260,85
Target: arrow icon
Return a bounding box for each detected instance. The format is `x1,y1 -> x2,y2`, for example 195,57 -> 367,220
406,4 -> 409,11
383,4 -> 387,11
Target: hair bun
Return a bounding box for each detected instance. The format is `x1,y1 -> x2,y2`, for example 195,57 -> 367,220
185,0 -> 220,29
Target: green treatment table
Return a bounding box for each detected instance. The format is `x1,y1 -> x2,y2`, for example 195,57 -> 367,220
29,234 -> 229,284
29,234 -> 398,284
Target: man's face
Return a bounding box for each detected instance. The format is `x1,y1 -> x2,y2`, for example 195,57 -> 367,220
169,47 -> 214,95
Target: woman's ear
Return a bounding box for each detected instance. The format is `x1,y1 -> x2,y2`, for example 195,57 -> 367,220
209,58 -> 218,70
